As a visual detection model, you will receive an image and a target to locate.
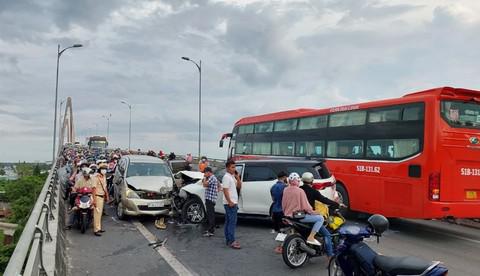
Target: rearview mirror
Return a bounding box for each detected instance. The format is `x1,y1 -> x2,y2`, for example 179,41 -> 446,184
219,140 -> 224,148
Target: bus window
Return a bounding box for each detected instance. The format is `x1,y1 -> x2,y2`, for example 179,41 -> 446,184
441,100 -> 480,129
403,105 -> 424,121
238,125 -> 254,134
298,115 -> 328,130
235,142 -> 252,154
252,142 -> 271,155
327,140 -> 364,158
274,119 -> 298,132
367,139 -> 420,159
272,142 -> 295,156
254,122 -> 273,133
368,108 -> 401,123
329,111 -> 366,127
296,141 -> 324,157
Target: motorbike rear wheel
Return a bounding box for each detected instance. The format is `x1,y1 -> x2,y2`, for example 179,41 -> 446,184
80,213 -> 87,234
282,233 -> 309,269
328,256 -> 345,276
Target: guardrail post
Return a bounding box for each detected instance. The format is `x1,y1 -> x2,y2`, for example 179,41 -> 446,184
46,190 -> 57,211
42,202 -> 54,241
35,226 -> 48,276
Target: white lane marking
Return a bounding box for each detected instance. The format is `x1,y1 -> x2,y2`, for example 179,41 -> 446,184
132,221 -> 195,276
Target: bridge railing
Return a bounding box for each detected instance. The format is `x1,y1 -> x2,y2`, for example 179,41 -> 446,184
4,161 -> 62,276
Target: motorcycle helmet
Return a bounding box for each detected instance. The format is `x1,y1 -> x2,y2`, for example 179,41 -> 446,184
288,172 -> 301,183
301,172 -> 314,184
367,214 -> 389,235
82,167 -> 92,175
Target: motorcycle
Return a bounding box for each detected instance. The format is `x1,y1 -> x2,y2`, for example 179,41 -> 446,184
278,210 -> 346,269
71,187 -> 94,234
328,214 -> 448,276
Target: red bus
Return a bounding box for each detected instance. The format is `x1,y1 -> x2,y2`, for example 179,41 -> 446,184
219,87 -> 480,219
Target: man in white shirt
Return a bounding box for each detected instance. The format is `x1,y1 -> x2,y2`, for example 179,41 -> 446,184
222,160 -> 242,249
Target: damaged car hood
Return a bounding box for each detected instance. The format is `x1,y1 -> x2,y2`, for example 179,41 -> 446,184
126,176 -> 173,192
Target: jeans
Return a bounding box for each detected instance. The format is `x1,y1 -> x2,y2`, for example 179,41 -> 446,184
205,200 -> 216,233
224,204 -> 238,245
272,211 -> 284,232
300,214 -> 333,256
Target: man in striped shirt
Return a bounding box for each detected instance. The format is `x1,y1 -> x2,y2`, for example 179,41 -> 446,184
203,167 -> 221,237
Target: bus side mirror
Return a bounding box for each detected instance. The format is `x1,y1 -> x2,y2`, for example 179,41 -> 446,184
219,140 -> 224,148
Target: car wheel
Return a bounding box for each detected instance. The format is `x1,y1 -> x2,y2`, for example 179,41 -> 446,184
336,184 -> 353,218
117,201 -> 127,220
182,197 -> 205,224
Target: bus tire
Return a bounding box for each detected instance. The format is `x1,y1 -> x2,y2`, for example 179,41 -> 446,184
336,183 -> 353,218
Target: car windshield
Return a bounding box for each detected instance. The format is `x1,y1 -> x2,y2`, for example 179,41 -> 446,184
127,162 -> 171,177
441,100 -> 480,129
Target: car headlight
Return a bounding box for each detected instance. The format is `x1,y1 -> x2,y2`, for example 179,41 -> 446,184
126,188 -> 140,199
159,187 -> 168,194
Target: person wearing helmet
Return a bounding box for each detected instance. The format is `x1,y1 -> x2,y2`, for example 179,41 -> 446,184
93,163 -> 110,236
74,161 -> 90,182
282,172 -> 325,247
300,172 -> 341,213
66,167 -> 95,230
300,171 -> 342,258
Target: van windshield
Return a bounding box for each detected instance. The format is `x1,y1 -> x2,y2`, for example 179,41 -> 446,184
127,162 -> 171,177
441,100 -> 480,129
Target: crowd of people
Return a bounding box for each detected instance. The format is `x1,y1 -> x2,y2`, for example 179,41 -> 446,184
60,145 -> 339,263
60,147 -> 121,236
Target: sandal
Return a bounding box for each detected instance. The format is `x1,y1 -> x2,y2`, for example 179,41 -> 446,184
230,241 -> 241,249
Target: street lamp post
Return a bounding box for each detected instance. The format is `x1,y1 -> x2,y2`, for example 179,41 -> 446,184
58,99 -> 66,147
102,113 -> 112,140
52,43 -> 82,162
181,56 -> 202,159
121,101 -> 132,151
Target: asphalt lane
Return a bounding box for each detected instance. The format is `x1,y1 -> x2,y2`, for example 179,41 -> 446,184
65,205 -> 176,276
141,216 -> 351,276
141,215 -> 480,276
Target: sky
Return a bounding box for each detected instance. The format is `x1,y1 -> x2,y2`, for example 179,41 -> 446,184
1,0 -> 480,162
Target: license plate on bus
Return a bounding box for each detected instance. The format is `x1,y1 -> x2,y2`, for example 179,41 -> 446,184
466,191 -> 477,200
275,233 -> 287,242
148,202 -> 164,208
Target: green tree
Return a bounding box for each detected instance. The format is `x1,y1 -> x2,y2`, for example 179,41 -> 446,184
0,168 -> 5,176
14,163 -> 33,178
32,164 -> 41,176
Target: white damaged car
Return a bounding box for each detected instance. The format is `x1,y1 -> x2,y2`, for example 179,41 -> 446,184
177,159 -> 337,224
113,155 -> 175,220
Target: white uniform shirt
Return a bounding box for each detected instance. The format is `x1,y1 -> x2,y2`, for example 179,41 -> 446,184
222,172 -> 238,205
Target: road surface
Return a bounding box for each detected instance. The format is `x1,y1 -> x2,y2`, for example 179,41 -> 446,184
66,206 -> 480,275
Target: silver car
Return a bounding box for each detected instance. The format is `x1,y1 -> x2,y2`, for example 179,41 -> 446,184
113,155 -> 174,219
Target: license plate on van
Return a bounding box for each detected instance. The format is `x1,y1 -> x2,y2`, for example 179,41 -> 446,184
466,191 -> 477,200
148,202 -> 164,208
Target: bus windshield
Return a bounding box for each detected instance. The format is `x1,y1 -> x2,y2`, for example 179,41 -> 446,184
441,100 -> 480,129
90,141 -> 107,148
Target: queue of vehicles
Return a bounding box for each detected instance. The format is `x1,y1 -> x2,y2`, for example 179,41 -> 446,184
63,86 -> 480,275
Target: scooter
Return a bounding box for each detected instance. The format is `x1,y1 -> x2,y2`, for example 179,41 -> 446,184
71,187 -> 94,234
278,210 -> 346,269
328,214 -> 448,276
